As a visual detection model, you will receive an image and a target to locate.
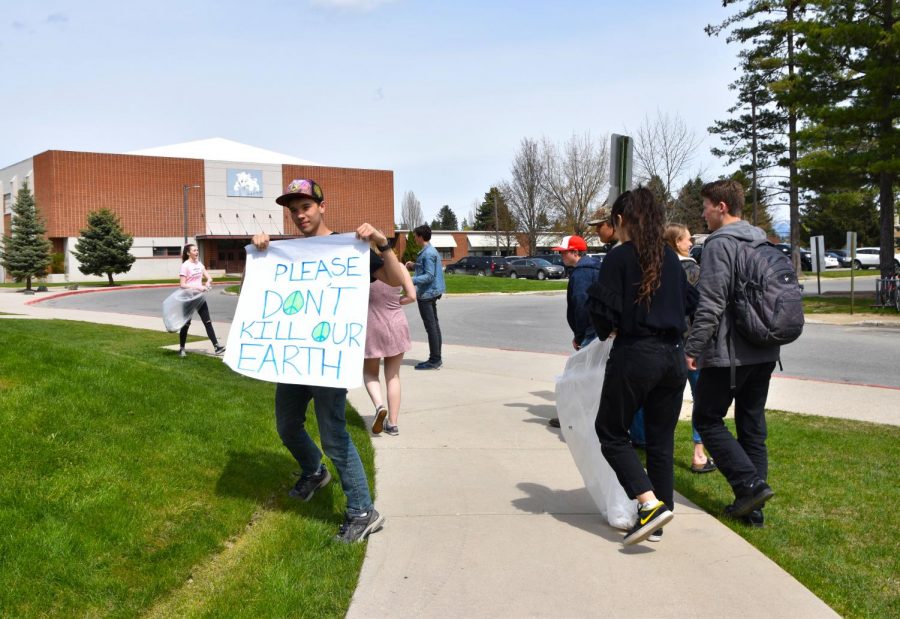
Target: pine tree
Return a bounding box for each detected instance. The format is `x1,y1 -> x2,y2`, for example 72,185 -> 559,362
795,0 -> 899,276
72,209 -> 136,286
400,230 -> 420,264
430,205 -> 459,231
0,181 -> 51,291
669,177 -> 709,235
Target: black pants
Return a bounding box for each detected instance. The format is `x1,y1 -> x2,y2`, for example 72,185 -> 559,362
179,300 -> 219,348
417,296 -> 442,363
595,336 -> 687,511
693,362 -> 776,493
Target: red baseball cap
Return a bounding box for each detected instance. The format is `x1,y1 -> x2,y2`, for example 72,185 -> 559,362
552,235 -> 588,252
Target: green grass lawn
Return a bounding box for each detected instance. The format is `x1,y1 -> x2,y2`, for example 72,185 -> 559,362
0,278 -> 242,289
672,414 -> 900,618
802,295 -> 899,315
800,270 -> 880,279
0,320 -> 373,618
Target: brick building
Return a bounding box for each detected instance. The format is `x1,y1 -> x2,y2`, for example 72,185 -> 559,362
0,138 -> 394,281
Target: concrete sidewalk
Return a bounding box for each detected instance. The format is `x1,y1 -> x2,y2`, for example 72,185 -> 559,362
345,342 -> 840,618
4,287 -> 893,617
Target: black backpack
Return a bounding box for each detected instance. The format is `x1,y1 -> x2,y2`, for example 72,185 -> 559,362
730,238 -> 805,347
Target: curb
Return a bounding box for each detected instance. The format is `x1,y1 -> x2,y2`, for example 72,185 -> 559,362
25,283 -> 180,305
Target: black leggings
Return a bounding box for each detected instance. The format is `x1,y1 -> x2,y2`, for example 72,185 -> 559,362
179,300 -> 219,348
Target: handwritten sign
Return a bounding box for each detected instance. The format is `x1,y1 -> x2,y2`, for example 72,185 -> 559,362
224,234 -> 370,388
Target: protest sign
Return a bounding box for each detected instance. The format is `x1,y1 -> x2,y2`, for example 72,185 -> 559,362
223,234 -> 370,388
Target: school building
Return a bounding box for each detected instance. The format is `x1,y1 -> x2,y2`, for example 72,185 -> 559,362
0,138 -> 394,282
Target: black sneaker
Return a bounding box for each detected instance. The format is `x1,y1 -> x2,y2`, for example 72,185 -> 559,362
728,480 -> 774,518
384,422 -> 399,436
414,360 -> 442,370
548,418 -> 561,428
725,505 -> 765,528
335,509 -> 385,544
623,500 -> 673,546
214,345 -> 226,355
288,465 -> 331,502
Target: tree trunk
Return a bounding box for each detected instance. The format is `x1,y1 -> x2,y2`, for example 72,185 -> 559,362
107,272 -> 114,286
787,2 -> 802,272
751,95 -> 759,227
879,0 -> 896,278
26,275 -> 32,291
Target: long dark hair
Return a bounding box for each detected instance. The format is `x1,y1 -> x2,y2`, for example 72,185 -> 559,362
181,244 -> 196,262
611,188 -> 666,305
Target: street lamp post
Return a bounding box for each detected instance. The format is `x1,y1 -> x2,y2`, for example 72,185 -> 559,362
183,184 -> 201,244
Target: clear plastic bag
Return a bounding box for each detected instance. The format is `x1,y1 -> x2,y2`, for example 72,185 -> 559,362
162,288 -> 207,333
555,337 -> 637,530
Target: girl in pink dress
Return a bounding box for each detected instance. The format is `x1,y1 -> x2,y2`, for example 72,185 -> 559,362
365,261 -> 416,436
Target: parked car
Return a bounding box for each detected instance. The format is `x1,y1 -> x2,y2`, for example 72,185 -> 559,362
507,258 -> 565,280
826,250 -> 852,268
800,249 -> 839,270
444,255 -> 510,276
689,244 -> 703,264
853,247 -> 881,270
531,253 -> 571,277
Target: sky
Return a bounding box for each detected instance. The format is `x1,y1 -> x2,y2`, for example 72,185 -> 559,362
0,0 -> 767,227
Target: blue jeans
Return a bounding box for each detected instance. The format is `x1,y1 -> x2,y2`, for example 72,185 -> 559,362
417,297 -> 442,363
687,368 -> 702,444
274,383 -> 373,516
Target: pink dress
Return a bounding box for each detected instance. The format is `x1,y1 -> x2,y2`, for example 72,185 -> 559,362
365,280 -> 412,359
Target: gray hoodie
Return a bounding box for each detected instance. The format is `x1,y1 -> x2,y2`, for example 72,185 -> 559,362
684,220 -> 781,368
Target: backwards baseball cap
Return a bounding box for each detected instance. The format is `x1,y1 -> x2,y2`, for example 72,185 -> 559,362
587,207 -> 611,226
552,235 -> 588,252
276,179 -> 324,206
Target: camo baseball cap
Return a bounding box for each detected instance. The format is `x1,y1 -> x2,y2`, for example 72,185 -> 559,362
587,207 -> 611,226
276,179 -> 324,206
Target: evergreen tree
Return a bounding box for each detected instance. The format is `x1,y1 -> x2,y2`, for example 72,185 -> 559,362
707,1 -> 810,270
474,187 -> 517,252
800,188 -> 880,248
430,205 -> 459,231
72,208 -> 136,286
796,0 -> 899,276
400,230 -> 420,264
0,181 -> 51,291
730,169 -> 776,236
669,177 -> 709,234
644,175 -> 671,210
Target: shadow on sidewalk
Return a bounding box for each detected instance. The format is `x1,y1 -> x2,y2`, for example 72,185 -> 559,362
510,482 -> 629,545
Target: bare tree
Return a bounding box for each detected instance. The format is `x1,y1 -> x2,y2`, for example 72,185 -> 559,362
502,137 -> 548,255
632,110 -> 702,200
399,190 -> 424,229
541,133 -> 609,237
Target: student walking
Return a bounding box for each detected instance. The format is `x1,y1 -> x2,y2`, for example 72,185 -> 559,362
365,263 -> 416,437
177,243 -> 225,358
589,188 -> 698,545
685,180 -> 788,527
664,224 -> 716,474
251,178 -> 409,543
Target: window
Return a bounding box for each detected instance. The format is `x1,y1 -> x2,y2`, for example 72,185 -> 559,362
438,249 -> 452,260
153,246 -> 182,257
2,193 -> 10,214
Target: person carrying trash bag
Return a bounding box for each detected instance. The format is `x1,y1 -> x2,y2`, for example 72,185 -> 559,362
164,243 -> 225,358
588,188 -> 698,546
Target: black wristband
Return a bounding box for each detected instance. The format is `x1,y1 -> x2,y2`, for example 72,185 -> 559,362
377,242 -> 391,253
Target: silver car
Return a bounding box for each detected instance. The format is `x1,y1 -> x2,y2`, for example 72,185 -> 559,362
507,258 -> 566,280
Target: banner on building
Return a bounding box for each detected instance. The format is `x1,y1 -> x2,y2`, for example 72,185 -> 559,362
223,235 -> 370,388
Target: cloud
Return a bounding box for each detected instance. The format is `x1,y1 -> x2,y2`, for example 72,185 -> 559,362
374,87 -> 384,101
11,21 -> 27,30
46,13 -> 69,24
310,0 -> 397,11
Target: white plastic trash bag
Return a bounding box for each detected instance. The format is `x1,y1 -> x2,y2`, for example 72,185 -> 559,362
162,288 -> 207,333
555,337 -> 637,530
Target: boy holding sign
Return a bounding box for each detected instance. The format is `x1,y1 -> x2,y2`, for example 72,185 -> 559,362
251,178 -> 407,543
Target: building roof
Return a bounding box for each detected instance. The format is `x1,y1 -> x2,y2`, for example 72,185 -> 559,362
126,137 -> 320,165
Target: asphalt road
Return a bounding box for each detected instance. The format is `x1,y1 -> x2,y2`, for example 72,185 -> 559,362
41,285 -> 900,388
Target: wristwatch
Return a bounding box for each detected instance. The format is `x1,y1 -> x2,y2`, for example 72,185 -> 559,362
376,241 -> 391,252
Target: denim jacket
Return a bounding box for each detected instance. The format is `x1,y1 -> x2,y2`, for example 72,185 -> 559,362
412,243 -> 446,300
567,255 -> 602,342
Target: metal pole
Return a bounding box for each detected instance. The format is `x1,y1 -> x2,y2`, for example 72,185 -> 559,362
494,190 -> 500,255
